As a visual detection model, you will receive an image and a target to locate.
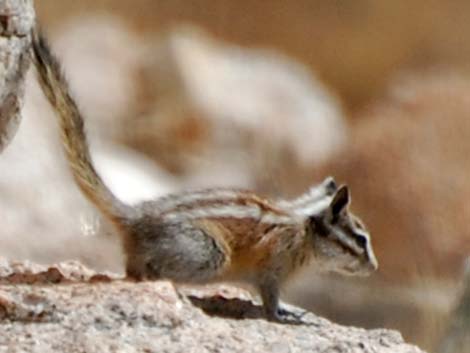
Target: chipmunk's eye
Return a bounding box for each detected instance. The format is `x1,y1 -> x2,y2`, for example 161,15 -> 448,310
355,234 -> 367,248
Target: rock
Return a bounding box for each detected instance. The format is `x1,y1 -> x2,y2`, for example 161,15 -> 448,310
319,73 -> 470,282
0,73 -> 176,269
124,26 -> 346,190
0,0 -> 34,152
32,18 -> 346,191
50,15 -> 145,140
0,258 -> 118,284
0,259 -> 426,353
34,1 -> 470,111
287,72 -> 470,349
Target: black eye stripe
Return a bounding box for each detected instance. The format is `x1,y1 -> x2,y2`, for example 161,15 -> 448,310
332,214 -> 339,224
354,234 -> 367,248
310,217 -> 329,237
310,215 -> 369,255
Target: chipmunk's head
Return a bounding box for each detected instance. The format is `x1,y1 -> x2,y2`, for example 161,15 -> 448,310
308,185 -> 378,276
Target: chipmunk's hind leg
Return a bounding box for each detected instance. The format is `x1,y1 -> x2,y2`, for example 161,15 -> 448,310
141,221 -> 227,283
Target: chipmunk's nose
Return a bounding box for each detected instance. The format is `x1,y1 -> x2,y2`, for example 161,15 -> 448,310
364,245 -> 378,272
357,254 -> 378,276
367,255 -> 379,272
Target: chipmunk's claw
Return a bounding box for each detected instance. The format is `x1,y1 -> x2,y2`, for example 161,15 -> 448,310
267,306 -> 308,324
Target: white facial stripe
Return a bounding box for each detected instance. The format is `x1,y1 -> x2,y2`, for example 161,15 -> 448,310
333,228 -> 363,255
357,230 -> 377,264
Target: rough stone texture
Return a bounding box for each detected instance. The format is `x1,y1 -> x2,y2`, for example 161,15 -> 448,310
0,260 -> 426,353
0,0 -> 34,152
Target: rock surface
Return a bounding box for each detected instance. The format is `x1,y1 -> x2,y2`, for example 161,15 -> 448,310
0,0 -> 34,152
0,260 -> 426,353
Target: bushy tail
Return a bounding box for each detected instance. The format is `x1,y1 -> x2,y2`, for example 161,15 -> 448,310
31,28 -> 133,224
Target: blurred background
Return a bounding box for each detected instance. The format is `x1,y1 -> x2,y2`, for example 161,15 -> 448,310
3,0 -> 470,350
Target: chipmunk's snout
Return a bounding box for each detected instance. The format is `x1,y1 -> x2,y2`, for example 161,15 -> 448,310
367,253 -> 379,272
336,239 -> 379,277
356,251 -> 378,276
342,259 -> 377,277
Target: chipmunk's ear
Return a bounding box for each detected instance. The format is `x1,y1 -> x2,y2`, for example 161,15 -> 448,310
330,185 -> 350,216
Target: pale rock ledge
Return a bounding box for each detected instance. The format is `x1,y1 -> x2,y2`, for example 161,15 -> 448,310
0,260 -> 426,353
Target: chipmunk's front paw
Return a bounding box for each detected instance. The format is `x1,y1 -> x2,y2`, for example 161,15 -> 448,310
266,306 -> 307,324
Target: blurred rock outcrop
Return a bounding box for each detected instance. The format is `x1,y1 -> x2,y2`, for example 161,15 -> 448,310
321,73 -> 470,282
287,73 -> 470,349
127,26 -> 346,191
0,73 -> 175,269
35,0 -> 470,111
0,259 -> 426,353
0,0 -> 34,152
48,18 -> 346,191
50,16 -> 145,140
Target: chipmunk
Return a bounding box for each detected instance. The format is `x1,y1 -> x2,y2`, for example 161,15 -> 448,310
31,28 -> 378,322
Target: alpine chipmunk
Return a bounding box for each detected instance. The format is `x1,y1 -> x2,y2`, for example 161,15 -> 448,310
31,28 -> 378,321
